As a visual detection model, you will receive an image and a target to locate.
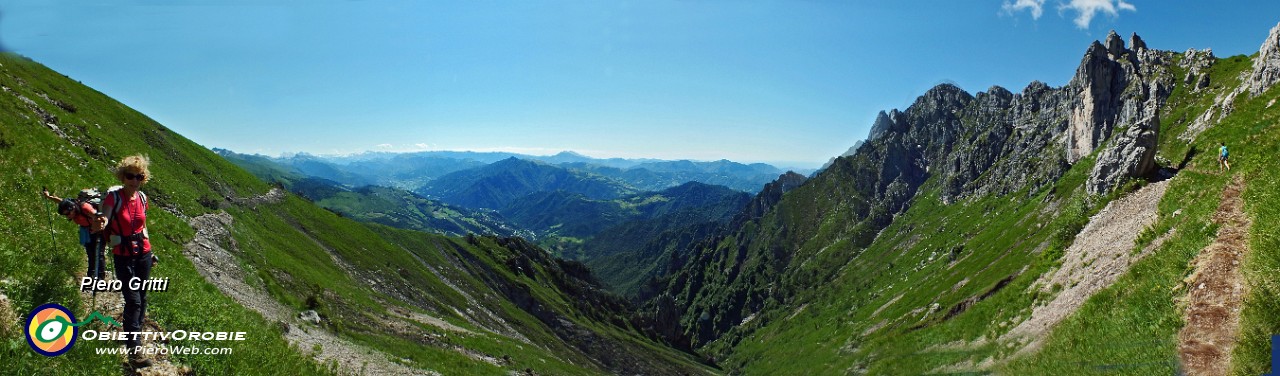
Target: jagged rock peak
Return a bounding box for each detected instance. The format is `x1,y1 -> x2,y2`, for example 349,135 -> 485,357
1105,30 -> 1125,56
1247,21 -> 1280,96
772,171 -> 808,189
1182,48 -> 1216,65
867,110 -> 895,141
1130,33 -> 1146,51
914,83 -> 973,111
976,85 -> 1014,108
733,171 -> 807,226
926,82 -> 968,96
983,85 -> 1013,98
1022,80 -> 1052,94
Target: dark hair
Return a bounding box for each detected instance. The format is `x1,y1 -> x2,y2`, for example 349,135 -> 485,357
57,199 -> 76,216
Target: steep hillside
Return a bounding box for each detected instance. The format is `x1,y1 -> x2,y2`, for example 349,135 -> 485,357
649,25 -> 1280,375
584,177 -> 796,299
500,182 -> 749,260
0,52 -> 711,375
501,182 -> 747,239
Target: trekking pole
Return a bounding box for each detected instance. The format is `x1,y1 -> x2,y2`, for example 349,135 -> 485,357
44,186 -> 56,248
91,241 -> 98,314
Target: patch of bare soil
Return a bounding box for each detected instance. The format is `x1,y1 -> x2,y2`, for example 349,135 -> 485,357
227,187 -> 285,207
1177,176 -> 1250,376
1002,179 -> 1171,354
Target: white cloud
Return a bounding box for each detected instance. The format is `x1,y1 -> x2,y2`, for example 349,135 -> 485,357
1059,0 -> 1136,29
413,143 -> 431,150
375,143 -> 393,149
1002,0 -> 1046,19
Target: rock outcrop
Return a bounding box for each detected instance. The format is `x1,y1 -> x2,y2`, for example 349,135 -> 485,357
866,110 -> 898,142
1182,22 -> 1280,141
1084,35 -> 1174,195
1182,48 -> 1215,93
835,31 -> 1173,201
1066,31 -> 1132,164
1247,21 -> 1280,96
732,171 -> 808,227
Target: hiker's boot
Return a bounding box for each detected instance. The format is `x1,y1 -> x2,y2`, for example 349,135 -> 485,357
128,353 -> 152,368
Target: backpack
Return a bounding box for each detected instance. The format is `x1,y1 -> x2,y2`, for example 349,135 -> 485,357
76,188 -> 103,212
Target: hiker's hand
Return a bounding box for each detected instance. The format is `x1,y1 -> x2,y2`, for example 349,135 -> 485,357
41,188 -> 51,198
93,216 -> 106,232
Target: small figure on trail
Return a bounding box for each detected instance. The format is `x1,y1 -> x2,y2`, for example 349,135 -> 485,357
41,187 -> 107,280
1218,142 -> 1231,172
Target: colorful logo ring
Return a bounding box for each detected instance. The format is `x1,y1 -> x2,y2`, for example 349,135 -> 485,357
25,303 -> 77,356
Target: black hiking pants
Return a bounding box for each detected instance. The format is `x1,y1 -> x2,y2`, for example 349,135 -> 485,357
83,232 -> 106,280
114,252 -> 152,349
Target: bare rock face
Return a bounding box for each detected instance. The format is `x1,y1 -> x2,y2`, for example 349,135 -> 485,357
1130,32 -> 1147,51
1247,22 -> 1280,96
866,110 -> 896,142
863,30 -> 1174,201
1066,38 -> 1128,164
1086,79 -> 1168,195
1058,30 -> 1174,195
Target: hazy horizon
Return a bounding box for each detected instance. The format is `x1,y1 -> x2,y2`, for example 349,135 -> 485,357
224,145 -> 826,171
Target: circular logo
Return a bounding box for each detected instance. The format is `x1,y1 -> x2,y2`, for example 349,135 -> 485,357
25,303 -> 78,356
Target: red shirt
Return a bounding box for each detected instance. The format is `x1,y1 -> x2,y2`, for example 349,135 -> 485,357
102,190 -> 151,255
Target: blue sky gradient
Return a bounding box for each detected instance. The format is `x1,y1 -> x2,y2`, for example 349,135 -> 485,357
2,1 -> 1278,168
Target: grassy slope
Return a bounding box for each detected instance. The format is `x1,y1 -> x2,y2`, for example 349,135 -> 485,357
0,52 -> 326,375
710,52 -> 1280,375
0,53 -> 711,375
1004,53 -> 1280,376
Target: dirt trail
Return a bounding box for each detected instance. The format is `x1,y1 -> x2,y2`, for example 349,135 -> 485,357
1177,176 -> 1250,376
183,211 -> 436,375
79,271 -> 188,375
1003,179 -> 1171,354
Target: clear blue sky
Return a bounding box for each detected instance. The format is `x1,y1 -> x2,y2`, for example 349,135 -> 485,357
2,1 -> 1278,168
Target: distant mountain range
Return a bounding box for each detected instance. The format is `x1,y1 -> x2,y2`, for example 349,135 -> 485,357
416,157 -> 639,209
216,149 -> 526,238
237,149 -> 809,194
220,148 -> 759,293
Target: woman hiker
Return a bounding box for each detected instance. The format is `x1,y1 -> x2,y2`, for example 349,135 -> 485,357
41,188 -> 107,281
93,154 -> 155,368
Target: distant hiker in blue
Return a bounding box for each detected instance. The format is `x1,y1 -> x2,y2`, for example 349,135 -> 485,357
1219,142 -> 1231,172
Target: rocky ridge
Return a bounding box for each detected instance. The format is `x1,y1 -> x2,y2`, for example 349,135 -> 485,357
658,29 -> 1195,356
1247,21 -> 1280,96
1183,21 -> 1280,141
863,30 -> 1173,201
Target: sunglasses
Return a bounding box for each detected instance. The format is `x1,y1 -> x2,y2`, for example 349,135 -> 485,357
123,172 -> 146,181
